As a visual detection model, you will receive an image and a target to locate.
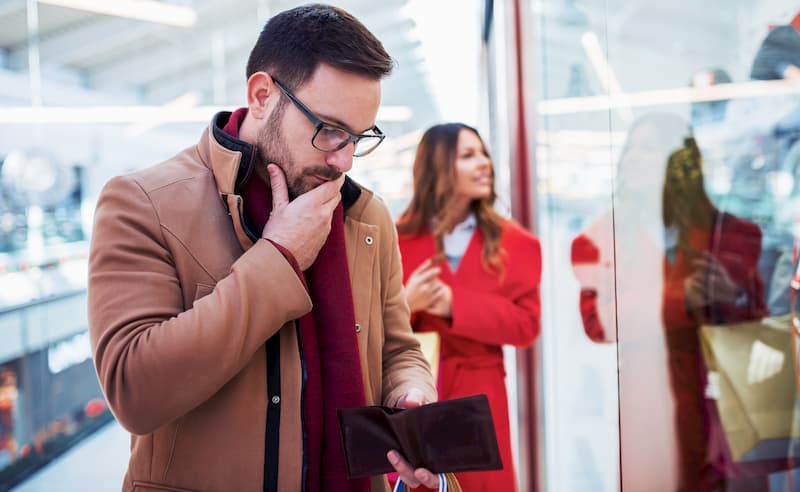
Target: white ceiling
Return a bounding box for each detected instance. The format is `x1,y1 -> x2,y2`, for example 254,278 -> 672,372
0,0 -> 441,136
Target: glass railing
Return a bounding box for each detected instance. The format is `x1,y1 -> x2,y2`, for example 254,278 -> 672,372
0,289 -> 111,491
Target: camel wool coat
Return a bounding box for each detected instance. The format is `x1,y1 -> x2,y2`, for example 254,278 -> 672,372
88,113 -> 436,492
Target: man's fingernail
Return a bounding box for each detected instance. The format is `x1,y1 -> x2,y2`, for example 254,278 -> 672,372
387,451 -> 398,464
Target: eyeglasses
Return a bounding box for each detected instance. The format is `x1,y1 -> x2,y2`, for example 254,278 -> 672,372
272,78 -> 385,157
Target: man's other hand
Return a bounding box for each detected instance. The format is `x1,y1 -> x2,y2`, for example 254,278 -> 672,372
387,450 -> 440,489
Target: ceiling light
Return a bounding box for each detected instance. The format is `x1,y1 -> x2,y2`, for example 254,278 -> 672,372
0,105 -> 413,124
581,31 -> 633,123
539,79 -> 800,115
37,0 -> 197,27
124,91 -> 198,137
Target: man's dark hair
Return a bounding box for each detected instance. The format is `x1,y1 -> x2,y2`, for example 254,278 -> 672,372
246,4 -> 394,90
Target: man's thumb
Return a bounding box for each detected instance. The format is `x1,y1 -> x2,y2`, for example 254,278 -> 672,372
399,388 -> 426,408
267,164 -> 289,207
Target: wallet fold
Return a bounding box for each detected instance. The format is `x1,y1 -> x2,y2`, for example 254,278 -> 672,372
337,394 -> 503,478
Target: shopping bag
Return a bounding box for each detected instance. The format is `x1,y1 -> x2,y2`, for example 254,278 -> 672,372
700,315 -> 800,462
415,331 -> 440,377
392,472 -> 462,492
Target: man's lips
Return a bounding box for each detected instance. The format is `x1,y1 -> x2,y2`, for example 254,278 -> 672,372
308,170 -> 342,183
312,174 -> 333,184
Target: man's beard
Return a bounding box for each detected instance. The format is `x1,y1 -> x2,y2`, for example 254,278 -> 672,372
256,104 -> 343,199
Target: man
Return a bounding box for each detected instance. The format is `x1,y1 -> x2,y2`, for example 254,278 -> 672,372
88,5 -> 438,492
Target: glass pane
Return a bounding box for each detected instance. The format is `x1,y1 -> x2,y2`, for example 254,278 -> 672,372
532,0 -> 800,490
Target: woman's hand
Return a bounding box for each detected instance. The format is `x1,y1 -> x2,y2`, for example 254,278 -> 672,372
424,280 -> 452,318
685,253 -> 741,310
683,270 -> 707,311
405,259 -> 442,313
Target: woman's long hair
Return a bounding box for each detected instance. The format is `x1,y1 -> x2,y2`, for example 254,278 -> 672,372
397,123 -> 506,276
662,136 -> 717,259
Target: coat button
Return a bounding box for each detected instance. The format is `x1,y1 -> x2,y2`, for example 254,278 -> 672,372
355,323 -> 362,333
271,395 -> 280,405
365,236 -> 373,245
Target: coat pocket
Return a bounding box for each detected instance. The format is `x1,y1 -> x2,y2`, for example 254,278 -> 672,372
132,480 -> 200,492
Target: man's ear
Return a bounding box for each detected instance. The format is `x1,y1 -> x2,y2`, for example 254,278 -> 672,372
246,72 -> 277,120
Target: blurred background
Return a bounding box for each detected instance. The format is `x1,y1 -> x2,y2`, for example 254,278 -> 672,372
1,0 -> 800,490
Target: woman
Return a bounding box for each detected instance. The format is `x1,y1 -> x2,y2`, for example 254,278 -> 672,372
661,137 -> 773,491
571,115 -> 774,490
396,123 -> 541,492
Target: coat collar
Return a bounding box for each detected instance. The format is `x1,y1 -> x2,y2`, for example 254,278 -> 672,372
200,111 -> 363,214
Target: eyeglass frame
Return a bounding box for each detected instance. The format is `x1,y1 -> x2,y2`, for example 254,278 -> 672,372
271,77 -> 385,157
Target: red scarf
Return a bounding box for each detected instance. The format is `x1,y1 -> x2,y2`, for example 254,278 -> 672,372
224,109 -> 369,492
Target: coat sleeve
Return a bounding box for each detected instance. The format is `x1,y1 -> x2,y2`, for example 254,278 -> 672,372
571,233 -> 615,343
88,175 -> 312,435
449,234 -> 542,348
378,208 -> 437,406
662,268 -> 694,330
663,218 -> 767,331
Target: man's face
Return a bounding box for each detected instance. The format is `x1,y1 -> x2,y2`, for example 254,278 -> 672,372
256,64 -> 382,198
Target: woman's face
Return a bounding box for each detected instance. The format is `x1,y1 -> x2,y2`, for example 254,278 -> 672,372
453,129 -> 493,202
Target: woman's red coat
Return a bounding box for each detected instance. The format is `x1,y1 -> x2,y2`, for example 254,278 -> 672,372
398,220 -> 542,492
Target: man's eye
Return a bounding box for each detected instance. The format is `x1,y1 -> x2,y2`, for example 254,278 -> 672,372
321,127 -> 342,137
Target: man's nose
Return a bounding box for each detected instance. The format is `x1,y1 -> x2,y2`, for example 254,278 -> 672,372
325,145 -> 354,174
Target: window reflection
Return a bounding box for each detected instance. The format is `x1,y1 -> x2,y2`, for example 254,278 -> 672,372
662,136 -> 771,491
534,0 -> 800,488
570,109 -> 800,490
571,113 -> 689,490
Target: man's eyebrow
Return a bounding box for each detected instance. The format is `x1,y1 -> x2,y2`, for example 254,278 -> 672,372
316,111 -> 375,135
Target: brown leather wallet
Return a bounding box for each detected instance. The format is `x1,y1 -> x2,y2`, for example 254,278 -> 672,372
337,394 -> 503,478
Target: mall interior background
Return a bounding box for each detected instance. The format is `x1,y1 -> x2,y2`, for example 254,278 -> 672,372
1,0 -> 800,490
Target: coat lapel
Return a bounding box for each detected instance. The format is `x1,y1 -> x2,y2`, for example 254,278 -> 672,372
345,217 -> 379,331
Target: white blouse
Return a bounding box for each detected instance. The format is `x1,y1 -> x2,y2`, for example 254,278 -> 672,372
443,213 -> 477,271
